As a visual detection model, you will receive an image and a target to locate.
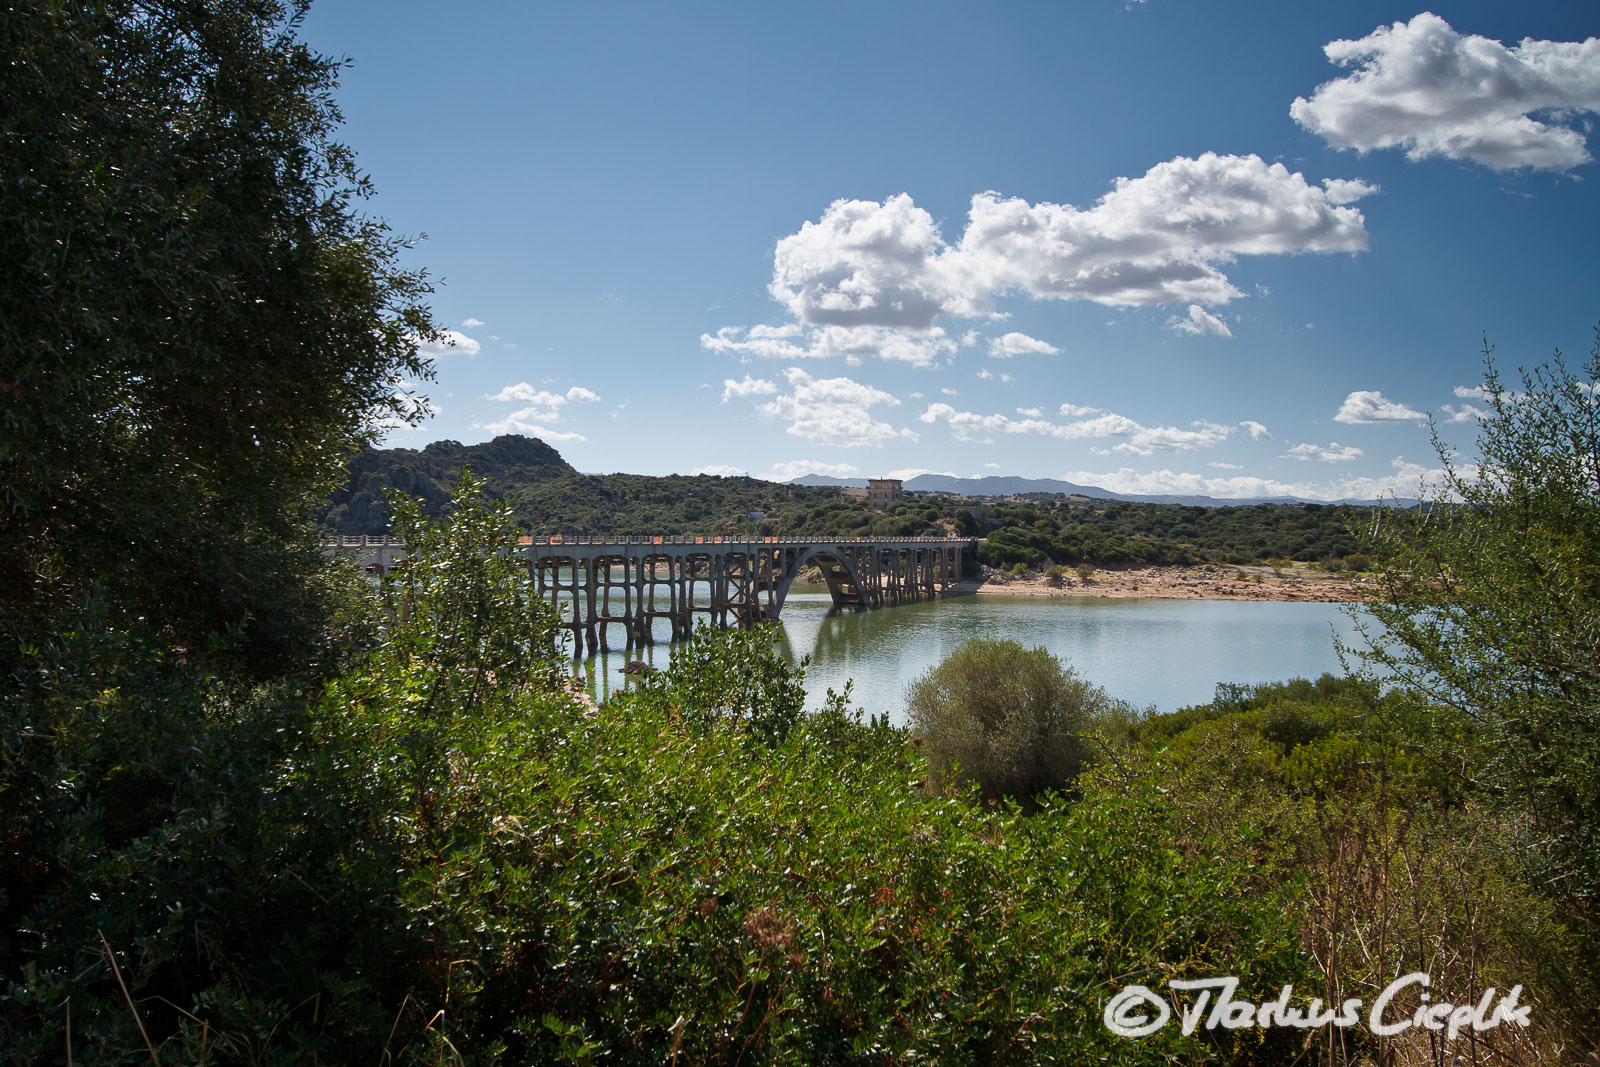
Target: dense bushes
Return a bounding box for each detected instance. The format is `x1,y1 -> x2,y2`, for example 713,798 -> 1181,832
1115,675 -> 1597,1060
3,482 -> 1319,1063
973,500 -> 1362,569
623,623 -> 809,745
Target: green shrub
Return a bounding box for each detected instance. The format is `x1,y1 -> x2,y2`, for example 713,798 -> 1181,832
623,622 -> 808,745
907,639 -> 1120,807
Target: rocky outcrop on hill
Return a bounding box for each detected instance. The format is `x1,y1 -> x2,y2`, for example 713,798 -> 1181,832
321,435 -> 576,534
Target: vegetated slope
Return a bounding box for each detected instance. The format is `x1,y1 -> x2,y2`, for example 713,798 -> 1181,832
322,435 -> 1364,566
321,435 -> 855,537
971,497 -> 1367,567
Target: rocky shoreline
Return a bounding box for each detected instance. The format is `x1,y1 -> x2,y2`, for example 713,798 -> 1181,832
949,563 -> 1369,603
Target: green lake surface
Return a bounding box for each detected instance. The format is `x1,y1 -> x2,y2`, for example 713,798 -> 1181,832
573,586 -> 1369,723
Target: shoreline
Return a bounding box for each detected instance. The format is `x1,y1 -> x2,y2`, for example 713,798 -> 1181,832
945,563 -> 1369,603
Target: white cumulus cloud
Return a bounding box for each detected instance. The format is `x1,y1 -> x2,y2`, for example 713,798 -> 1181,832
755,368 -> 915,448
1062,456 -> 1467,501
490,383 -> 564,405
1167,304 -> 1233,338
1321,178 -> 1382,204
480,409 -> 586,443
1441,403 -> 1487,422
461,317 -> 485,329
1287,441 -> 1365,462
1241,420 -> 1272,440
949,154 -> 1372,311
766,460 -> 860,481
1335,390 -> 1425,423
487,382 -> 600,424
988,332 -> 1061,358
920,403 -> 1234,454
700,323 -> 809,361
487,384 -> 565,421
710,154 -> 1374,363
702,323 -> 956,367
769,192 -> 952,328
691,465 -> 748,477
1291,13 -> 1600,172
414,330 -> 481,360
721,375 -> 778,402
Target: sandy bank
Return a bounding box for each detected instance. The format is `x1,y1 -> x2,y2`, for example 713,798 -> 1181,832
945,564 -> 1369,603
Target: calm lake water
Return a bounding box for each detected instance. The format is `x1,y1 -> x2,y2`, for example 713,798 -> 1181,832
573,587 -> 1369,723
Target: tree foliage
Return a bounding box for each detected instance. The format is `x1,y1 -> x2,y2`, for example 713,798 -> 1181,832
377,470 -> 567,714
1353,330 -> 1600,907
622,623 -> 809,746
1,0 -> 437,673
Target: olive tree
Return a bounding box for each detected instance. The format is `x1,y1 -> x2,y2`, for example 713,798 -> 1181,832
908,638 -> 1117,808
1352,329 -> 1600,906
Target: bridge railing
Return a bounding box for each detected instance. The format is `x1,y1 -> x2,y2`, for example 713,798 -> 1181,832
523,534 -> 976,547
326,534 -> 978,548
324,535 -> 407,548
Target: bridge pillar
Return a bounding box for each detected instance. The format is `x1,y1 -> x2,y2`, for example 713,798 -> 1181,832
510,536 -> 975,657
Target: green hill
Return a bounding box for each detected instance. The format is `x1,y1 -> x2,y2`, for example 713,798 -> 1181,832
320,435 -> 857,537
321,434 -> 1364,566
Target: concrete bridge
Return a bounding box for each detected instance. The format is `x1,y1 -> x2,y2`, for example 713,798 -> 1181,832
324,533 -> 976,655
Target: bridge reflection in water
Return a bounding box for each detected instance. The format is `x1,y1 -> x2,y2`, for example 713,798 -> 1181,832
324,534 -> 976,657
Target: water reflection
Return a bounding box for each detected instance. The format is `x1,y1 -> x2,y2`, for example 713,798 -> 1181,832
571,583 -> 1367,723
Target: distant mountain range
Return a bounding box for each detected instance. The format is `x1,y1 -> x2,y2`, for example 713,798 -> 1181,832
787,474 -> 873,489
788,472 -> 1413,508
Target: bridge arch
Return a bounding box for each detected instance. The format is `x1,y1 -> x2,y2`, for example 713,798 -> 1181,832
770,544 -> 871,619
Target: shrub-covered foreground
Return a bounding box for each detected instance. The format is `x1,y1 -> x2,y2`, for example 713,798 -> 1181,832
7,476 -> 1598,1062
1118,676 -> 1596,1062
2,482 -> 1319,1064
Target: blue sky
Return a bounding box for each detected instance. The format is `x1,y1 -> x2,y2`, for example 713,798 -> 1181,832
302,2 -> 1599,499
